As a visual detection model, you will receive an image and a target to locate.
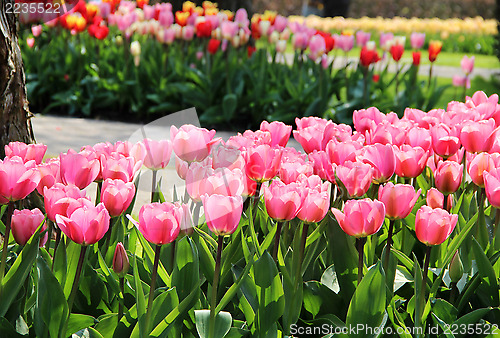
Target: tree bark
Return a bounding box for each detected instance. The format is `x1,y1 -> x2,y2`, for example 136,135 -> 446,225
0,0 -> 35,158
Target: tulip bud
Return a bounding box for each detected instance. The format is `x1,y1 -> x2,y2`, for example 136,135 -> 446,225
130,41 -> 141,57
113,242 -> 130,277
449,250 -> 463,284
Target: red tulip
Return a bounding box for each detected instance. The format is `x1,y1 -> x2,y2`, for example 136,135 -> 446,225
359,45 -> 380,67
196,20 -> 212,38
428,40 -> 442,62
263,180 -> 302,221
207,38 -> 221,54
243,144 -> 282,182
331,198 -> 385,237
415,205 -> 457,245
55,199 -> 110,245
0,156 -> 41,202
101,179 -> 136,217
5,141 -> 47,164
412,51 -> 421,66
378,183 -> 421,220
434,160 -> 463,194
11,208 -> 47,246
201,194 -> 243,235
389,43 -> 404,62
130,202 -> 181,245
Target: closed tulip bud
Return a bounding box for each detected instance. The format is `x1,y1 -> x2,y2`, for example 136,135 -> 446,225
449,250 -> 463,283
460,56 -> 474,75
11,208 -> 47,246
434,160 -> 463,194
415,205 -> 457,245
141,138 -> 173,170
331,198 -> 385,237
130,41 -> 141,56
113,242 -> 129,277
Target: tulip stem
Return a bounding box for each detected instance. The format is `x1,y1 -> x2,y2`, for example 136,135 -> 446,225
52,228 -> 62,271
63,245 -> 88,337
419,245 -> 432,329
428,63 -> 434,89
45,220 -> 53,253
209,235 -> 224,338
295,223 -> 309,286
118,277 -> 125,321
151,170 -> 158,203
96,181 -> 102,205
384,220 -> 395,272
443,193 -> 449,212
145,244 -> 162,335
357,237 -> 366,285
272,221 -> 283,263
449,282 -> 457,305
0,201 -> 15,283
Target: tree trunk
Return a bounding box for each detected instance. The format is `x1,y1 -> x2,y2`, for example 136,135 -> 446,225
0,0 -> 35,158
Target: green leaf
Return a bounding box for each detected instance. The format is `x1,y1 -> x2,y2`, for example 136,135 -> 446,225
222,94 -> 237,121
471,238 -> 499,306
345,262 -> 387,335
133,227 -> 170,286
0,317 -> 23,338
66,314 -> 96,336
254,251 -> 275,289
63,240 -> 82,299
195,310 -> 232,338
0,226 -> 41,317
171,237 -> 199,302
35,256 -> 69,338
133,256 -> 147,338
453,308 -> 492,338
303,282 -> 322,318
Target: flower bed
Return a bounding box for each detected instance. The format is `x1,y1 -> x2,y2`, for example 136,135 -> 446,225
21,0 -> 462,129
1,91 -> 500,336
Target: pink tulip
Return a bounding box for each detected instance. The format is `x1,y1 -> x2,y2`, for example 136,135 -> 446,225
279,161 -> 313,184
322,121 -> 353,147
263,180 -> 302,221
129,202 -> 181,245
460,56 -> 475,74
211,144 -> 245,171
426,188 -> 454,210
0,156 -> 41,202
175,156 -> 189,180
326,140 -> 361,165
405,127 -> 432,151
31,24 -> 42,37
11,208 -> 47,246
186,161 -> 214,201
170,124 -> 218,163
141,139 -> 172,170
201,168 -> 245,197
335,34 -> 354,52
36,158 -> 61,195
243,144 -> 282,182
434,160 -> 463,194
394,145 -> 429,178
353,107 -> 386,134
101,179 -> 136,217
415,205 -> 458,245
308,35 -> 326,61
281,147 -> 308,164
355,31 -> 371,47
5,142 -> 47,164
234,8 -> 249,27
101,154 -> 142,182
378,183 -> 421,220
112,242 -> 129,276
273,15 -> 288,33
331,198 -> 386,237
221,21 -> 238,40
357,143 -> 396,183
431,123 -> 461,158
201,194 -> 243,235
483,168 -> 500,208
467,152 -> 494,187
292,32 -> 308,50
296,183 -> 331,223
460,119 -> 497,153
43,183 -> 88,221
59,151 -> 100,189
308,150 -> 335,182
182,25 -> 195,40
452,75 -> 470,88
178,203 -> 194,233
259,121 -> 292,147
27,37 -> 35,48
55,199 -> 110,245
335,161 -> 372,198
410,32 -> 425,49
365,121 -> 406,146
